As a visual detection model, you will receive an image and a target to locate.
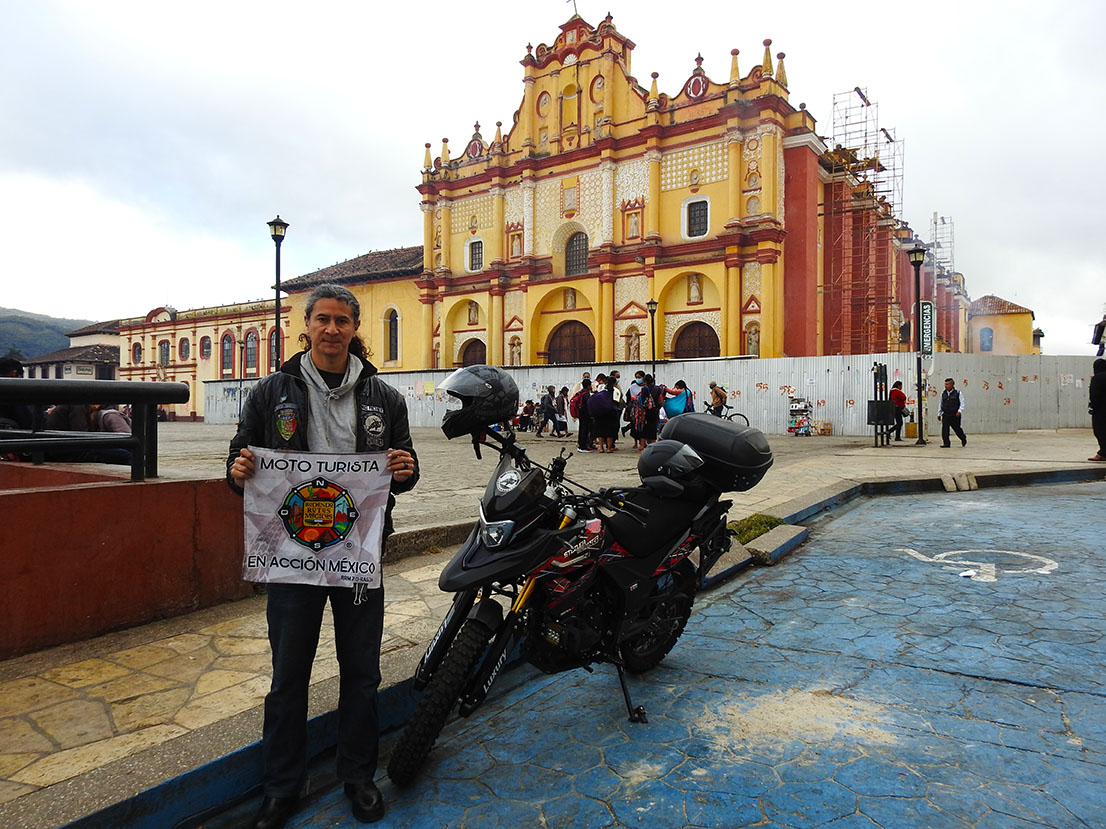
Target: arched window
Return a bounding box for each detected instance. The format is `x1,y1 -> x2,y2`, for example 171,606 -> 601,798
200,336 -> 212,359
132,343 -> 142,364
244,331 -> 259,374
158,340 -> 170,366
386,309 -> 399,362
565,232 -> 588,276
221,334 -> 234,375
979,327 -> 994,352
179,338 -> 190,360
269,329 -> 281,371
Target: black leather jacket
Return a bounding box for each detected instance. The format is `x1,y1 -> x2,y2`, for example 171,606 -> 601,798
226,351 -> 418,534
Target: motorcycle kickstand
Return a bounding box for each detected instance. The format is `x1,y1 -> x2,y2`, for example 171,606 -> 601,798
615,662 -> 648,724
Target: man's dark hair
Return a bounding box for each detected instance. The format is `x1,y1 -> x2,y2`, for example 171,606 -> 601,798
944,377 -> 955,384
892,381 -> 902,389
0,357 -> 24,377
305,284 -> 361,324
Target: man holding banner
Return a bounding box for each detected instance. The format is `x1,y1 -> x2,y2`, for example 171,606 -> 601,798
228,284 -> 417,828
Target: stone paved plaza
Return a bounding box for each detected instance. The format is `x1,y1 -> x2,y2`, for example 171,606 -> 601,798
0,424 -> 1103,826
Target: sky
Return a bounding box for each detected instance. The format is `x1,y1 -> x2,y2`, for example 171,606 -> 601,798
1,0 -> 1103,355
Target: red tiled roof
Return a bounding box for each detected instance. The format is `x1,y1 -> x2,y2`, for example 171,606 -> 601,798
67,320 -> 121,337
282,246 -> 423,292
969,295 -> 1034,318
24,344 -> 120,365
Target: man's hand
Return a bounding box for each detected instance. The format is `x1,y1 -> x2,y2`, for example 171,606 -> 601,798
230,448 -> 255,485
387,448 -> 415,483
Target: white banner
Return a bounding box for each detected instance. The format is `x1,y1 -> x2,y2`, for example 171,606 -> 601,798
242,446 -> 391,588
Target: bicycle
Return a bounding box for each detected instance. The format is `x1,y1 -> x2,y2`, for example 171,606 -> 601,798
703,401 -> 750,426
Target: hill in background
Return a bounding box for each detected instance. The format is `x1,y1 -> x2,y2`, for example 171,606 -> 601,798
0,307 -> 96,361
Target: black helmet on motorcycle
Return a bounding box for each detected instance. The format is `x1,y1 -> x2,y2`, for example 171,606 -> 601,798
638,440 -> 705,495
439,365 -> 520,439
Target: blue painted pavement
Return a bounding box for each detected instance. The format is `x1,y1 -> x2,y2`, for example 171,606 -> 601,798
272,481 -> 1106,827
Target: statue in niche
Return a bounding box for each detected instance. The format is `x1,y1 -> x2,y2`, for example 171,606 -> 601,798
564,288 -> 576,310
509,339 -> 522,366
746,323 -> 760,357
510,233 -> 522,258
468,301 -> 479,326
627,330 -> 641,362
627,211 -> 640,238
688,273 -> 702,304
434,228 -> 441,249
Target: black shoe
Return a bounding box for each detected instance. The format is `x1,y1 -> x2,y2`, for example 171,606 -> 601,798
961,438 -> 967,446
345,780 -> 385,823
251,795 -> 299,829
894,437 -> 903,441
941,444 -> 951,448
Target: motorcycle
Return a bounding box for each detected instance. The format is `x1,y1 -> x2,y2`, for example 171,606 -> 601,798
386,367 -> 773,786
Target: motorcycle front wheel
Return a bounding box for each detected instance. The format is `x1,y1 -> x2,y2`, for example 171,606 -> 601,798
387,617 -> 493,786
620,562 -> 695,673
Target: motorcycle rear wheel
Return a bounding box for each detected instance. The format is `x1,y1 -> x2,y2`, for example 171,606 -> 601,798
387,617 -> 492,786
620,564 -> 695,674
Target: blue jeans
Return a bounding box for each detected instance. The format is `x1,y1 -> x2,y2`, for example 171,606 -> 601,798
263,582 -> 384,796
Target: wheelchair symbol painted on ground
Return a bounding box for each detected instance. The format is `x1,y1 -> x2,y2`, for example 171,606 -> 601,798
896,548 -> 1059,583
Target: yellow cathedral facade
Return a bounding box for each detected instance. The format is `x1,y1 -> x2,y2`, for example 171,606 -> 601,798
284,14 -> 829,369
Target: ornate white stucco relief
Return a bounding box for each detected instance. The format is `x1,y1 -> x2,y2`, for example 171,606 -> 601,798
521,180 -> 535,256
455,194 -> 493,229
660,140 -> 727,192
614,274 -> 648,312
615,158 -> 648,205
776,133 -> 785,223
533,178 -> 560,257
505,289 -> 524,323
578,170 -> 602,240
504,188 -> 524,225
742,262 -> 762,306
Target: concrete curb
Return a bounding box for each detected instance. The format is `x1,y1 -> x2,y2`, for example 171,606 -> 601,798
68,464 -> 1105,827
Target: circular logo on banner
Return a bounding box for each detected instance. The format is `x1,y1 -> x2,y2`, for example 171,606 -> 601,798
279,477 -> 360,551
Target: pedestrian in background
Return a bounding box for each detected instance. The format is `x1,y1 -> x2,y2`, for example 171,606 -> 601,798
662,380 -> 694,419
572,378 -> 593,452
890,381 -> 907,442
707,381 -> 726,417
1089,358 -> 1106,461
535,385 -> 557,438
938,378 -> 967,448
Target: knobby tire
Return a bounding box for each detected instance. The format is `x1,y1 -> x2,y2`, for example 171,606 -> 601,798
620,562 -> 695,673
387,617 -> 492,786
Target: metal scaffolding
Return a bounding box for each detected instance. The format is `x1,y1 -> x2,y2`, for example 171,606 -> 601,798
930,212 -> 955,275
820,87 -> 906,355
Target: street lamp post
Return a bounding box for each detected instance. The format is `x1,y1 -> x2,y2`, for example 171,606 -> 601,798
267,216 -> 289,372
908,245 -> 927,445
646,298 -> 658,377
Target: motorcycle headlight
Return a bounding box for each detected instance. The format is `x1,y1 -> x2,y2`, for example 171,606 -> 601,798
478,505 -> 515,548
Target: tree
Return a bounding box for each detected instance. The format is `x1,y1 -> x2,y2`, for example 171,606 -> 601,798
3,347 -> 25,360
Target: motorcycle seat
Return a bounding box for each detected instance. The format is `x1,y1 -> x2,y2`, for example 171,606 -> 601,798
602,489 -> 705,557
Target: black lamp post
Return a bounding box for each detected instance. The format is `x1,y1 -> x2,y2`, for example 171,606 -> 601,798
267,215 -> 289,372
908,245 -> 927,445
646,298 -> 658,377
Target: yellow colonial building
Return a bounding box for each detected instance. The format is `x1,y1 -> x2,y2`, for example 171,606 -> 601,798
116,299 -> 285,420
284,14 -> 828,368
967,295 -> 1041,356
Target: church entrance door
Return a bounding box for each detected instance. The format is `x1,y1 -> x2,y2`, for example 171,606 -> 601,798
673,322 -> 720,359
547,321 -> 595,364
460,339 -> 486,366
